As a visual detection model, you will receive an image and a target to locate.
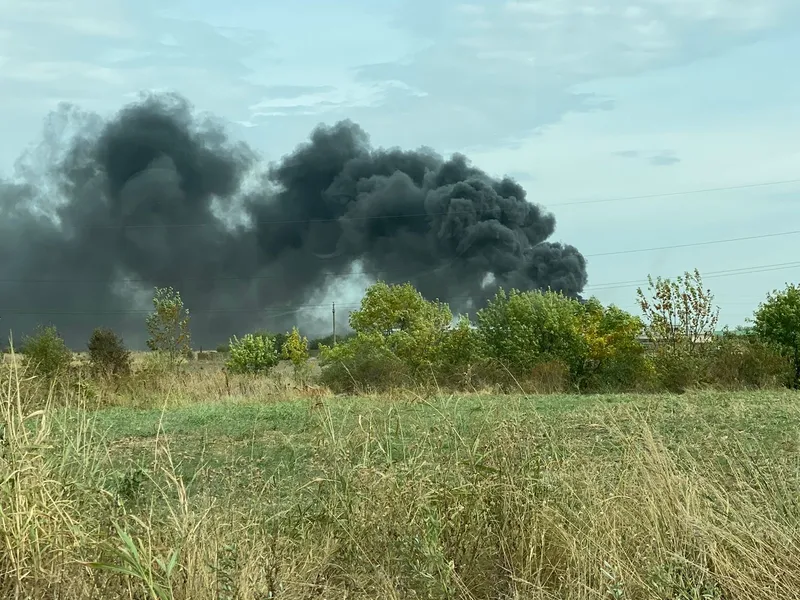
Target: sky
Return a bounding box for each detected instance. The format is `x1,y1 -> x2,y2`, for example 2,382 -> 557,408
1,0 -> 799,331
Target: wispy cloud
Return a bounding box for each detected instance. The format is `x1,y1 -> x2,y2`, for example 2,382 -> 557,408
247,80 -> 427,121
649,151 -> 680,167
351,0 -> 800,149
614,149 -> 681,167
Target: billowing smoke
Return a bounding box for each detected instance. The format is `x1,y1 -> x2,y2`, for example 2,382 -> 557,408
0,93 -> 587,349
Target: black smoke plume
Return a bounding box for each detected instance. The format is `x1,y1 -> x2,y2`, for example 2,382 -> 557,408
0,93 -> 587,349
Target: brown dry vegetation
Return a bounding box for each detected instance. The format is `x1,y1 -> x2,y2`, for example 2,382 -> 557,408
2,351 -> 800,599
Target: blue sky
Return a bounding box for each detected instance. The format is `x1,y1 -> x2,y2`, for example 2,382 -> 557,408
2,0 -> 799,327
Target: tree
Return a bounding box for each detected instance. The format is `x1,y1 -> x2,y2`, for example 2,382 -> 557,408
350,281 -> 452,337
349,281 -> 452,370
437,315 -> 484,369
22,325 -> 73,378
579,299 -> 648,390
281,327 -> 310,380
636,268 -> 719,353
751,283 -> 800,389
476,289 -> 586,376
145,287 -> 191,367
226,333 -> 279,375
87,327 -> 132,378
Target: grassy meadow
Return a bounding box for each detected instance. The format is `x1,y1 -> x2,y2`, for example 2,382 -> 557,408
2,350 -> 800,599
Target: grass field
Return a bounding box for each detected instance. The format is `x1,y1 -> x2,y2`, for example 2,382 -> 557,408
3,366 -> 800,598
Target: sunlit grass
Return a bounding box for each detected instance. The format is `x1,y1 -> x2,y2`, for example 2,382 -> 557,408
3,350 -> 800,598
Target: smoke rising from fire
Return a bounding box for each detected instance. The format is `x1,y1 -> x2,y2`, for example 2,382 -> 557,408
0,93 -> 587,348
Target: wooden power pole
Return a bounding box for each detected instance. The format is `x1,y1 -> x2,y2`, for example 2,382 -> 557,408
332,302 -> 336,346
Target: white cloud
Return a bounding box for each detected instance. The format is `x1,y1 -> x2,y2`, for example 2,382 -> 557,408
350,0 -> 800,149
247,80 -> 427,120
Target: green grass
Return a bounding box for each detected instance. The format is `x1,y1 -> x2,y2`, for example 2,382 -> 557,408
6,385 -> 800,599
63,390 -> 800,508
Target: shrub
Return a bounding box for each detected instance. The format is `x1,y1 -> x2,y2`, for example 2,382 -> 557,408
579,300 -> 650,392
309,332 -> 355,350
87,328 -> 131,378
477,289 -> 586,378
281,327 -> 310,379
21,325 -> 73,378
350,281 -> 453,372
215,344 -> 230,353
145,286 -> 191,367
226,333 -> 279,375
706,331 -> 791,389
751,283 -> 800,388
636,268 -> 719,353
433,316 -> 489,387
319,332 -> 410,393
651,346 -> 705,393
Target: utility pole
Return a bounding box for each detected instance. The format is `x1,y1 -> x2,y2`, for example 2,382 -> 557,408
332,302 -> 336,346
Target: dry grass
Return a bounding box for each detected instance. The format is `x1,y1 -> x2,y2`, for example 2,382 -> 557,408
2,352 -> 800,598
2,350 -> 328,409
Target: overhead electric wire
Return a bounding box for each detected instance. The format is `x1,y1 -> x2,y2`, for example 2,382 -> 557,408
3,176 -> 798,316
2,259 -> 798,317
29,176 -> 800,231
551,178 -> 800,207
1,228 -> 797,284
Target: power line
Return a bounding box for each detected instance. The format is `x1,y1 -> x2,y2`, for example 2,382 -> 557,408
2,259 -> 798,317
584,229 -> 800,258
586,260 -> 800,291
551,178 -> 800,207
29,177 -> 800,231
2,229 -> 797,284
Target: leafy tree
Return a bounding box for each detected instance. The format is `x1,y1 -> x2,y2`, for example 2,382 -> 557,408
226,333 -> 279,375
281,327 -> 310,379
437,315 -> 484,368
87,327 -> 132,378
22,325 -> 73,378
752,283 -> 800,388
145,287 -> 191,367
579,298 -> 649,390
349,281 -> 452,370
255,330 -> 288,354
636,269 -> 719,353
476,289 -> 586,377
350,281 -> 452,336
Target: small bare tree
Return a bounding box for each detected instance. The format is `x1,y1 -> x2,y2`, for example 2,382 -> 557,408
636,268 -> 719,353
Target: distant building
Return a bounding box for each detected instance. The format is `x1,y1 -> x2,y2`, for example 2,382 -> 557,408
635,332 -> 717,348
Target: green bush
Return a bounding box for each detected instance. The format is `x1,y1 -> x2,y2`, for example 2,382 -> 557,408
578,300 -> 651,392
706,332 -> 791,389
281,327 -> 311,380
145,286 -> 191,368
651,347 -> 705,393
226,333 -> 279,375
309,332 -> 355,350
350,281 -> 453,371
751,283 -> 800,388
432,316 -> 489,387
21,325 -> 73,378
252,331 -> 287,354
476,289 -> 586,378
319,332 -> 410,393
87,328 -> 131,378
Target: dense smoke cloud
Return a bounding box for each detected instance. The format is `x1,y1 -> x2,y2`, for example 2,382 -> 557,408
0,93 -> 587,349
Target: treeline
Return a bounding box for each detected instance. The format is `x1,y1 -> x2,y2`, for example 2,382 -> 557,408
317,272 -> 799,394
5,271 -> 800,395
